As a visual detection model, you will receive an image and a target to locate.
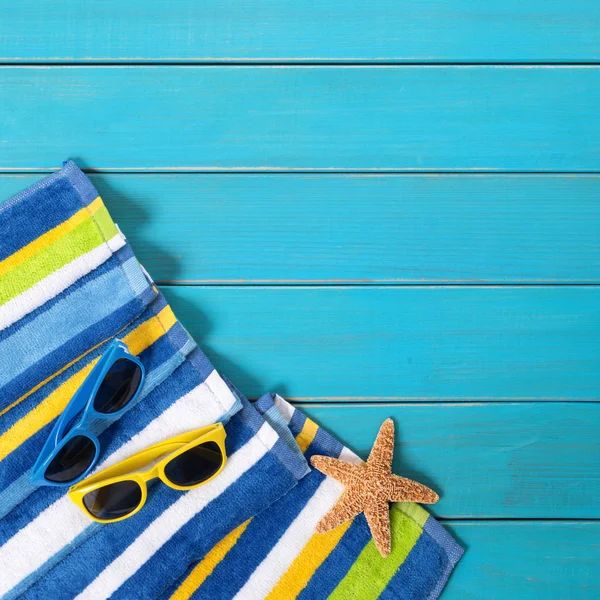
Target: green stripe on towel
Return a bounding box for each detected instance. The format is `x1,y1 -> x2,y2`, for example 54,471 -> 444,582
329,508 -> 423,600
0,217 -> 113,306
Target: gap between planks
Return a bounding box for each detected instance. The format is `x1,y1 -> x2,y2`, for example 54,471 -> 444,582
2,61 -> 600,66
2,168 -> 600,174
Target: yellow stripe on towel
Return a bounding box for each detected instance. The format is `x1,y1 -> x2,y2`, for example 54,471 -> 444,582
296,418 -> 319,454
170,519 -> 252,600
0,306 -> 175,462
0,197 -> 104,279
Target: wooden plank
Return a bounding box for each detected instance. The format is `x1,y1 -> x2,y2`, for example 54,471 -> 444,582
1,1 -> 599,63
161,285 -> 600,401
4,173 -> 598,284
1,67 -> 599,172
297,402 -> 600,519
443,521 -> 600,599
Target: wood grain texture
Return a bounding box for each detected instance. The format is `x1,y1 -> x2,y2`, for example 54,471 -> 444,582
443,521 -> 600,599
161,285 -> 600,401
297,402 -> 600,519
1,1 -> 599,63
1,67 -> 599,172
4,173 -> 599,284
2,0 -> 599,595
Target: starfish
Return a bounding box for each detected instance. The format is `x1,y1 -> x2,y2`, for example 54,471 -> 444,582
311,418 -> 439,557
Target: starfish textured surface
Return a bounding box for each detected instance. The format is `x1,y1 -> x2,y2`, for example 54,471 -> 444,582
311,418 -> 439,557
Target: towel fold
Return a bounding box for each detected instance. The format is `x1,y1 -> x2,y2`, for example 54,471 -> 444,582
0,162 -> 462,600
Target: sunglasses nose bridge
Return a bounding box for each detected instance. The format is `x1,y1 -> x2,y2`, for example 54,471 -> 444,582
141,463 -> 162,483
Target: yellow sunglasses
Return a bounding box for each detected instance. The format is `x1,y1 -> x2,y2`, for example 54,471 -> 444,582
69,423 -> 226,523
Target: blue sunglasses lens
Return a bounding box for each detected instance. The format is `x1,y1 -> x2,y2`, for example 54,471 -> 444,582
93,358 -> 142,414
45,435 -> 96,483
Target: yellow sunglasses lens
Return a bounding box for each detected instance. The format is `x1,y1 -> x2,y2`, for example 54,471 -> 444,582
163,441 -> 224,488
83,480 -> 142,521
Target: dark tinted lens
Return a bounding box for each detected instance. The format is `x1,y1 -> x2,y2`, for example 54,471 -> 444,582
45,435 -> 96,483
164,441 -> 224,487
83,480 -> 142,521
93,358 -> 142,414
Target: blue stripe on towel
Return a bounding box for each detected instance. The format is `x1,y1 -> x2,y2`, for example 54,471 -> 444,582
186,345 -> 220,383
378,530 -> 449,600
0,163 -> 97,262
253,391 -> 278,414
59,161 -> 100,206
308,425 -> 345,459
288,408 -> 307,437
422,516 -> 464,599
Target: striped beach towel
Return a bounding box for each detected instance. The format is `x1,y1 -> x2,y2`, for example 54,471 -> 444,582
0,162 -> 462,599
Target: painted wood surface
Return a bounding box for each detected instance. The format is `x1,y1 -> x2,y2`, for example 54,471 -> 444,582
1,67 -> 599,172
4,174 -> 599,284
161,285 -> 600,401
442,521 -> 600,599
1,1 -> 599,63
297,402 -> 600,519
2,2 -> 599,595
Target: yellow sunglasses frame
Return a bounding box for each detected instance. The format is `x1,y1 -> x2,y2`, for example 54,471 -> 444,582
68,422 -> 226,523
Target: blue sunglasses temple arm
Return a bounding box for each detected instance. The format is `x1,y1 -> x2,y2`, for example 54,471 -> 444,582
53,339 -> 124,439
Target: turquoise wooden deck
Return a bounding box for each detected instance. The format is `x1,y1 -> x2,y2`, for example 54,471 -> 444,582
1,2 -> 599,597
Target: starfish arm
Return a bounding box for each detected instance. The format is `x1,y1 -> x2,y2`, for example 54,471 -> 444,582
316,490 -> 363,533
311,455 -> 362,486
386,474 -> 439,504
364,499 -> 392,558
367,418 -> 395,470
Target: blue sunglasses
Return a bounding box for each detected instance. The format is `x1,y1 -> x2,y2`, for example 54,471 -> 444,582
31,339 -> 145,487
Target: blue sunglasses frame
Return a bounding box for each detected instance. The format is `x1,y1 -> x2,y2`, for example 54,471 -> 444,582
30,339 -> 145,487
